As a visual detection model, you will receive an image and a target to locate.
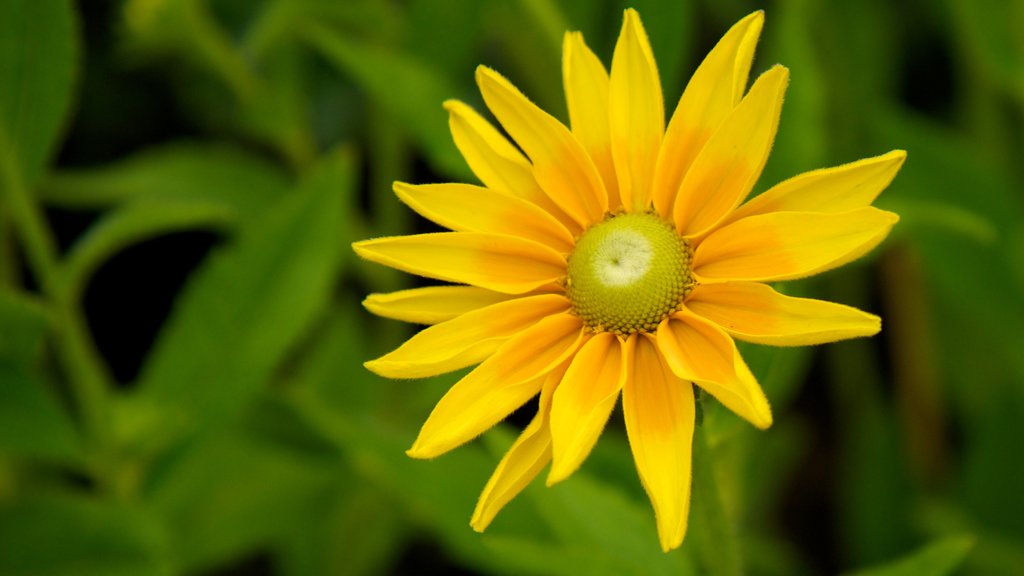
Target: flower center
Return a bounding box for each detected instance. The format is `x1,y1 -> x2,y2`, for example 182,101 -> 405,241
566,212 -> 694,335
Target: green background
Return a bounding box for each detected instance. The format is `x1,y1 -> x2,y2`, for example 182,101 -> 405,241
1,0 -> 1021,574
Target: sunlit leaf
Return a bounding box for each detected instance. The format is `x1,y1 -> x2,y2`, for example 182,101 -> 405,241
132,148 -> 352,440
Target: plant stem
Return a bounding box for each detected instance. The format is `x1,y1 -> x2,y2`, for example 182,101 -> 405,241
0,132 -> 112,459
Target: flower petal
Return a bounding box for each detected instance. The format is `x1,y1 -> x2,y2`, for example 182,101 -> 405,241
728,150 -> 908,222
407,313 -> 584,458
653,11 -> 763,216
353,232 -> 566,294
363,286 -> 514,325
673,65 -> 789,237
686,282 -> 881,346
563,31 -> 619,209
476,66 -> 607,228
609,9 -> 664,212
444,100 -> 578,232
394,182 -> 575,253
548,332 -> 625,485
656,312 -> 772,429
623,334 -> 695,552
692,208 -> 900,282
366,294 -> 571,379
471,366 -> 561,532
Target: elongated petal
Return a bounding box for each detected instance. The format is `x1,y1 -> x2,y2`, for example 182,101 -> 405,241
687,282 -> 881,346
728,150 -> 907,222
394,182 -> 574,253
353,232 -> 565,294
408,313 -> 584,458
471,366 -> 562,531
653,11 -> 763,216
548,333 -> 625,484
363,286 -> 514,325
444,100 -> 578,232
673,65 -> 788,237
656,312 -> 772,429
563,31 -> 619,209
609,9 -> 664,211
692,208 -> 899,282
623,334 -> 695,552
366,294 -> 571,378
476,66 -> 607,228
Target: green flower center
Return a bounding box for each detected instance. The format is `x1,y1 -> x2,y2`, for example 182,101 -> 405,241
566,212 -> 694,335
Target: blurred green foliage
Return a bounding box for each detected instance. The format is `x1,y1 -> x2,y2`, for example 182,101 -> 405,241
1,0 -> 1022,574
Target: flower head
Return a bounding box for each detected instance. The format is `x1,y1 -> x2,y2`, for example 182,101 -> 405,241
354,9 -> 903,551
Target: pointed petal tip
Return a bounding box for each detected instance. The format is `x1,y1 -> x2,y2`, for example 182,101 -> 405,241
406,443 -> 437,460
545,465 -> 570,487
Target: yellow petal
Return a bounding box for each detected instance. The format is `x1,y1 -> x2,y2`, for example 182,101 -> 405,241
692,208 -> 899,282
563,31 -> 620,209
408,313 -> 584,458
728,150 -> 908,222
656,312 -> 772,429
394,182 -> 575,253
622,334 -> 695,552
476,66 -> 607,228
471,366 -> 562,532
444,100 -> 579,233
547,332 -> 625,485
366,294 -> 571,379
363,286 -> 515,325
609,9 -> 664,212
686,282 -> 881,346
672,65 -> 789,237
353,232 -> 566,294
653,11 -> 763,216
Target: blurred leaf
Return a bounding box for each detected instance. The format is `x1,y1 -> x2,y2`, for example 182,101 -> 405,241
622,0 -> 694,100
0,289 -> 48,364
690,428 -> 742,576
144,425 -> 336,572
883,198 -> 998,246
761,0 -> 829,186
0,492 -> 170,576
0,0 -> 77,188
843,535 -> 974,576
952,0 -> 1024,102
132,148 -> 352,441
477,427 -> 695,576
307,25 -> 468,178
38,143 -> 289,217
56,200 -> 236,304
0,358 -> 81,462
278,480 -> 408,576
407,0 -> 485,81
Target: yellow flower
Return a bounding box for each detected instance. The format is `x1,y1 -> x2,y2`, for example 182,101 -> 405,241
353,9 -> 903,552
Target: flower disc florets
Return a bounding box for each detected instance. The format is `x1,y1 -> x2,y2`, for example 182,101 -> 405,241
566,212 -> 694,335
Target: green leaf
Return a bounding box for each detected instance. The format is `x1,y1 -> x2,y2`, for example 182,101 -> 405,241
306,25 -> 469,179
0,0 -> 77,188
0,358 -> 81,462
38,143 -> 289,217
690,428 -> 742,576
843,536 -> 974,576
0,492 -> 170,576
0,289 -> 48,364
56,200 -> 236,304
143,425 -> 336,572
131,148 -> 352,442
